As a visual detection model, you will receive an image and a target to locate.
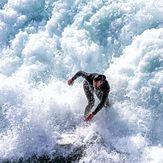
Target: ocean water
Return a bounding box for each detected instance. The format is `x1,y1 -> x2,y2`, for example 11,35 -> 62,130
0,0 -> 163,162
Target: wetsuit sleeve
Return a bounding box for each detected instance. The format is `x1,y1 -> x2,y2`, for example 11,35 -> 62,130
92,89 -> 109,115
72,71 -> 90,81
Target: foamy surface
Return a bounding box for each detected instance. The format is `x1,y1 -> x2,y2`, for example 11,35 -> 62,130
0,0 -> 163,162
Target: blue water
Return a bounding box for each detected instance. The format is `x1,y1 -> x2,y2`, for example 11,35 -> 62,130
0,0 -> 163,162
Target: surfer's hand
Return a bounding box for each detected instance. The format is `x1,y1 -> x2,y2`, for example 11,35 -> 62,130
85,113 -> 94,122
68,78 -> 74,85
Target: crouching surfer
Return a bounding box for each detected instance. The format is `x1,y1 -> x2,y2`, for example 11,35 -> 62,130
68,71 -> 110,122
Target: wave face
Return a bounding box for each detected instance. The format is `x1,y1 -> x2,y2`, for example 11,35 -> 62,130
0,0 -> 163,162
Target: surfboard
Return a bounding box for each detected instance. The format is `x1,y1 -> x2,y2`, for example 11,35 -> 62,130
57,133 -> 79,145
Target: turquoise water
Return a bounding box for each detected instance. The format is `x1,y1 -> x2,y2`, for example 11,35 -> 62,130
0,0 -> 163,162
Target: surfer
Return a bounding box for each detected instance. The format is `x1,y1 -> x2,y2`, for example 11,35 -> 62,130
68,71 -> 110,122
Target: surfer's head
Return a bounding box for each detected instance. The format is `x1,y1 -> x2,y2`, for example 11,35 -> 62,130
93,74 -> 106,89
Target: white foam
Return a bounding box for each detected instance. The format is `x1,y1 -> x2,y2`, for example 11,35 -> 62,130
0,0 -> 163,162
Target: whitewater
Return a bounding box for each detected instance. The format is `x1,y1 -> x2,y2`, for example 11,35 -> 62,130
0,0 -> 163,162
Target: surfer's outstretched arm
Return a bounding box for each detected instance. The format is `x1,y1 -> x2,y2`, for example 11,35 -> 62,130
68,71 -> 91,86
92,89 -> 109,115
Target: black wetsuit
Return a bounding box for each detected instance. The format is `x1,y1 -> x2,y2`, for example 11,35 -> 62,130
72,71 -> 110,118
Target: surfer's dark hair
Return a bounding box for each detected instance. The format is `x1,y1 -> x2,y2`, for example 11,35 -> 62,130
94,74 -> 106,82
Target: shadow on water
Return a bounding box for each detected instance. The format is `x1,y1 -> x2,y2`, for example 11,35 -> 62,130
2,145 -> 86,163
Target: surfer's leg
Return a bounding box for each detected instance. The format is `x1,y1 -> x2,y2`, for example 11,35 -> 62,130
83,80 -> 95,119
95,89 -> 110,107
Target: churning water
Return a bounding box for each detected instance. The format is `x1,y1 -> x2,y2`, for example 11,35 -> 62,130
0,0 -> 163,162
